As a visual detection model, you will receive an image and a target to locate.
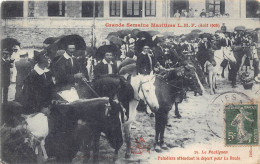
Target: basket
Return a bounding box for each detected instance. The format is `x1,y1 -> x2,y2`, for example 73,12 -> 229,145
243,82 -> 254,89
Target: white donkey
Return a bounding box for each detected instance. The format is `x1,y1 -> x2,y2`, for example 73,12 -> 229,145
204,47 -> 236,94
122,74 -> 159,159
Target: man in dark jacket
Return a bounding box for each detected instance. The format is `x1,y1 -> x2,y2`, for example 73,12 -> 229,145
22,51 -> 54,114
136,44 -> 157,75
152,37 -> 165,67
15,53 -> 32,102
197,37 -> 212,71
219,32 -> 232,47
221,23 -> 227,32
1,50 -> 13,104
94,50 -> 117,78
178,39 -> 195,57
52,43 -> 86,91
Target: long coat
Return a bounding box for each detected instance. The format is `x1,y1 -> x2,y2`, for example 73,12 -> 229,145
22,69 -> 54,114
136,52 -> 156,75
1,59 -> 12,88
15,59 -> 33,101
152,46 -> 165,67
51,55 -> 81,90
197,42 -> 212,68
1,59 -> 12,103
15,59 -> 32,85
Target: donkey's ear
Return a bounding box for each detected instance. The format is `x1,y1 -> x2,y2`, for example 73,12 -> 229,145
33,50 -> 40,57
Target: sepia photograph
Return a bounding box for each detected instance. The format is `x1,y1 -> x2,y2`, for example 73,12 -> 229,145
1,0 -> 260,163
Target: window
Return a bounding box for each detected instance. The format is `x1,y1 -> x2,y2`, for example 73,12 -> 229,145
145,0 -> 156,16
110,0 -> 120,17
82,1 -> 104,17
123,0 -> 142,17
246,0 -> 260,18
28,1 -> 34,17
48,1 -> 65,16
206,0 -> 225,15
1,1 -> 23,18
170,0 -> 189,17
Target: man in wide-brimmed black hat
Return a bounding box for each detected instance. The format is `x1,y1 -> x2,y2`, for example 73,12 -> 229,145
152,37 -> 166,67
219,31 -> 232,47
197,36 -> 212,71
94,47 -> 117,78
51,42 -> 87,91
136,40 -> 157,75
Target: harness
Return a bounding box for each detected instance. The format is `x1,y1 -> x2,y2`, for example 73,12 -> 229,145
214,48 -> 233,62
82,79 -> 100,97
137,71 -> 186,110
156,74 -> 184,90
81,78 -> 126,121
156,73 -> 186,97
138,76 -> 156,111
208,48 -> 233,71
25,131 -> 48,160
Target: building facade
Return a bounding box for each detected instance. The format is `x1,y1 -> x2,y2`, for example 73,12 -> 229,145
1,0 -> 260,47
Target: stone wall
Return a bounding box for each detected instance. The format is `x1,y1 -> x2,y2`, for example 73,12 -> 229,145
2,27 -> 92,48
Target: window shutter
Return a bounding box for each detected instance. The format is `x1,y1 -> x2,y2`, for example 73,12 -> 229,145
220,0 -> 225,15
2,1 -> 24,18
206,0 -> 209,13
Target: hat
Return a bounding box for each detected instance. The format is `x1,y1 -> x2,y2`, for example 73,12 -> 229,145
255,74 -> 260,83
34,50 -> 48,63
135,39 -> 154,53
153,37 -> 164,45
118,58 -> 136,71
43,37 -> 58,45
119,63 -> 136,75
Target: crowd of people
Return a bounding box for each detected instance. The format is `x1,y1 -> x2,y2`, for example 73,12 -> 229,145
1,27 -> 260,164
173,8 -> 230,18
1,27 -> 260,116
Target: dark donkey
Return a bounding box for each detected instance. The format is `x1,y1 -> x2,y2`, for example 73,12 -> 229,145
46,97 -> 124,163
76,74 -> 134,162
144,63 -> 204,151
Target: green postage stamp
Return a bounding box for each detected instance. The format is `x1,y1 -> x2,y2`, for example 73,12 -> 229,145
225,104 -> 259,146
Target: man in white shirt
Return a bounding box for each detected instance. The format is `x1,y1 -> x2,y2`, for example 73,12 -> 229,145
51,43 -> 85,91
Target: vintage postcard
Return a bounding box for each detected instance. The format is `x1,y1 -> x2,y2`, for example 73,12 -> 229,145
1,0 -> 260,164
